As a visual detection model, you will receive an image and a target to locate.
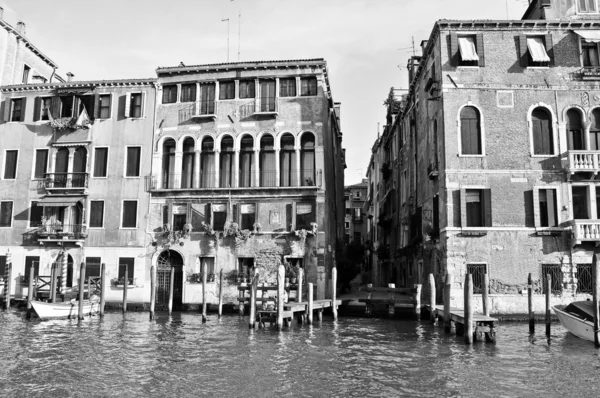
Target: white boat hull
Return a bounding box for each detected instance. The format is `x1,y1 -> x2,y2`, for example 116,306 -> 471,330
31,299 -> 99,320
553,305 -> 595,342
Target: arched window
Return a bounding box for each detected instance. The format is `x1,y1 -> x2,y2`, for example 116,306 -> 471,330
54,148 -> 69,188
200,137 -> 215,188
260,134 -> 276,187
460,106 -> 482,155
531,108 -> 553,155
220,136 -> 234,188
567,109 -> 584,150
181,138 -> 195,189
239,135 -> 254,188
591,109 -> 600,150
280,133 -> 296,187
162,139 -> 176,189
300,133 -> 315,186
72,147 -> 87,187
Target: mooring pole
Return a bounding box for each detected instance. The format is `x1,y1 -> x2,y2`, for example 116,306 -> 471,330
123,264 -> 128,314
202,261 -> 207,323
428,273 -> 436,322
100,263 -> 106,317
482,273 -> 489,317
308,282 -> 314,324
297,267 -> 303,303
545,274 -> 551,338
443,274 -> 451,333
78,262 -> 86,320
415,284 -> 422,319
528,273 -> 534,334
50,263 -> 56,303
593,254 -> 600,348
4,260 -> 12,310
168,266 -> 174,316
277,264 -> 285,330
332,267 -> 338,320
26,262 -> 35,319
249,273 -> 257,329
218,269 -> 223,318
464,273 -> 473,344
149,265 -> 155,320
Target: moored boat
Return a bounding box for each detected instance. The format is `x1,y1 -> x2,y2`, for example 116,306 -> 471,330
553,301 -> 596,342
30,296 -> 100,320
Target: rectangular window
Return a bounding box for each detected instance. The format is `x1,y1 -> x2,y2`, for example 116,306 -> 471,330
199,83 -> 216,115
29,201 -> 43,228
130,93 -> 142,118
345,221 -> 350,229
260,80 -> 276,112
98,94 -> 111,119
296,203 -> 314,230
118,257 -> 135,284
4,150 -> 18,179
279,78 -> 296,97
211,204 -> 227,231
122,201 -> 137,228
40,97 -> 52,121
33,149 -> 48,179
93,148 -> 108,177
199,257 -> 215,279
22,65 -> 30,84
238,257 -> 255,278
457,35 -> 481,66
10,98 -> 23,122
572,186 -> 589,219
239,80 -> 255,99
240,204 -> 256,230
125,147 -> 141,177
582,42 -> 600,67
538,189 -> 558,227
162,85 -> 178,104
172,204 -> 187,231
181,83 -> 196,103
466,263 -> 487,294
0,202 -> 12,228
86,257 -> 102,278
542,264 -> 563,294
520,35 -> 552,67
90,201 -> 104,228
219,81 -> 235,100
60,96 -> 73,117
464,189 -> 492,227
300,77 -> 317,96
24,256 -> 40,283
579,0 -> 598,12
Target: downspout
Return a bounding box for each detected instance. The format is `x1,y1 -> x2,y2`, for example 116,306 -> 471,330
50,67 -> 56,83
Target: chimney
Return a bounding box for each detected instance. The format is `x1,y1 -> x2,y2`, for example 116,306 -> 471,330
0,7 -> 4,21
16,21 -> 26,36
66,72 -> 74,82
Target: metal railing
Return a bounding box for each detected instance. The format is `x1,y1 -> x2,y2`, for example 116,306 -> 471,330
542,265 -> 563,295
577,263 -> 593,294
466,265 -> 486,294
567,150 -> 600,173
36,223 -> 87,239
44,172 -> 89,189
257,97 -> 277,113
194,100 -> 217,116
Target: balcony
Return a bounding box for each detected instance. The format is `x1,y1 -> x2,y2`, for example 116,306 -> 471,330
428,162 -> 439,180
44,173 -> 89,190
192,100 -> 218,119
255,97 -> 278,115
566,150 -> 600,177
576,66 -> 600,81
569,220 -> 600,246
36,223 -> 88,244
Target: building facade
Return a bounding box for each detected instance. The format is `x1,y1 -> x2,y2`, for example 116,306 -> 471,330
344,179 -> 368,245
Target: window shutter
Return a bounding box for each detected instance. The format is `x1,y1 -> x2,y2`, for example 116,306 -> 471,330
547,189 -> 557,226
72,96 -> 80,118
124,94 -> 131,118
519,35 -> 529,68
19,97 -> 27,122
483,189 -> 492,227
450,33 -> 459,66
51,97 -> 60,118
33,97 -> 41,122
233,204 -> 239,224
475,33 -> 485,67
292,202 -> 297,230
533,188 -> 541,227
93,94 -> 100,119
545,33 -> 554,66
460,189 -> 467,227
1,100 -> 9,122
141,92 -> 146,117
208,203 -> 213,227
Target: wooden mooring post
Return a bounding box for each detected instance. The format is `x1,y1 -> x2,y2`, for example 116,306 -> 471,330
78,262 -> 86,320
26,262 -> 35,319
464,274 -> 473,344
249,273 -> 257,329
414,284 -> 422,319
50,264 -> 57,303
297,267 -> 303,302
428,273 -> 436,323
594,254 -> 600,348
545,274 -> 551,337
168,266 -> 174,316
277,264 -> 285,330
482,273 -> 489,317
528,273 -> 534,334
443,274 -> 451,333
123,264 -> 128,314
332,267 -> 338,320
149,265 -> 155,320
100,263 -> 106,317
308,283 -> 314,324
202,261 -> 207,323
4,259 -> 11,310
218,269 -> 223,318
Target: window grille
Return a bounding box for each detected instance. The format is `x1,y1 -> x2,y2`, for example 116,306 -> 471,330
541,264 -> 563,294
577,264 -> 593,294
467,263 -> 486,294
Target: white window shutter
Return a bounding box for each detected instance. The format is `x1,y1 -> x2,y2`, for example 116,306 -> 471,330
141,91 -> 146,118
124,93 -> 131,118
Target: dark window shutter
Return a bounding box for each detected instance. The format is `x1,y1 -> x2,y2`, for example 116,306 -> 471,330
93,148 -> 108,177
19,97 -> 27,122
90,201 -> 104,228
476,33 -> 485,67
483,189 -> 492,227
546,189 -> 557,227
519,35 -> 529,67
545,34 -> 554,66
33,97 -> 41,122
122,201 -> 137,228
450,33 -> 459,66
34,149 -> 48,179
126,147 -> 141,177
0,202 -> 13,227
4,150 -> 17,179
51,97 -> 60,118
93,94 -> 100,119
2,100 -> 10,122
206,203 -> 212,225
233,203 -> 239,224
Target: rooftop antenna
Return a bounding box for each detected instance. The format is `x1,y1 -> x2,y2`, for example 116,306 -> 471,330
412,36 -> 416,56
221,18 -> 230,62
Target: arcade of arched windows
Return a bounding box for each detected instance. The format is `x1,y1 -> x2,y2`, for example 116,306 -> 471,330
155,132 -> 318,189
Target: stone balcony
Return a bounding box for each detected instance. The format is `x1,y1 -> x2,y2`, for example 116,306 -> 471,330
566,150 -> 600,177
569,219 -> 600,246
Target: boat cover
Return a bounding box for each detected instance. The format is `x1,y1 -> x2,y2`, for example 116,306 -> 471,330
564,300 -> 595,322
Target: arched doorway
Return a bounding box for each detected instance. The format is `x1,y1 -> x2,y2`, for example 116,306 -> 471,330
156,250 -> 184,309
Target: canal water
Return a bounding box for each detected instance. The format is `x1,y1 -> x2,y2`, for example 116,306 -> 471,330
1,311 -> 599,398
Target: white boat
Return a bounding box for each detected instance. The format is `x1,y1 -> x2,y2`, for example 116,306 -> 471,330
30,296 -> 100,320
553,301 -> 596,342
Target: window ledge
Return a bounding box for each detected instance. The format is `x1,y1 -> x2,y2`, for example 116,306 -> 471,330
458,154 -> 485,158
192,114 -> 217,119
460,230 -> 488,236
530,154 -> 556,158
457,66 -> 480,69
254,111 -> 278,116
535,228 -> 564,236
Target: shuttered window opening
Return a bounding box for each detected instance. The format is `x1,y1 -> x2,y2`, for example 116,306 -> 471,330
240,204 -> 256,230
4,150 -> 18,179
122,201 -> 138,228
86,257 -> 102,278
300,77 -> 317,96
118,258 -> 135,282
566,109 -> 584,150
0,202 -> 12,228
538,189 -> 558,227
450,33 -> 485,67
458,36 -> 479,61
531,107 -> 554,155
126,147 -> 141,177
10,98 -> 25,122
219,81 -> 235,100
296,203 -> 314,230
29,201 -> 43,228
90,201 -> 104,228
464,189 -> 492,227
460,106 -> 482,155
97,94 -> 111,119
280,78 -> 297,97
162,85 -> 178,104
34,149 -> 48,179
520,34 -> 553,67
590,109 -> 600,150
181,84 -> 196,103
572,186 -> 589,219
93,148 -> 108,177
129,93 -> 143,118
239,80 -> 255,99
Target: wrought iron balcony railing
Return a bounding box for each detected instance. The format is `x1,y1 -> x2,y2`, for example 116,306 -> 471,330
44,173 -> 89,189
36,223 -> 88,240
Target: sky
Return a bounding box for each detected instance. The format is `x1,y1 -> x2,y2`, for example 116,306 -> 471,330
1,0 -> 530,185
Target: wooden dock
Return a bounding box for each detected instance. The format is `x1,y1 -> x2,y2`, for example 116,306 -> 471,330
357,284 -> 421,317
429,305 -> 498,342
